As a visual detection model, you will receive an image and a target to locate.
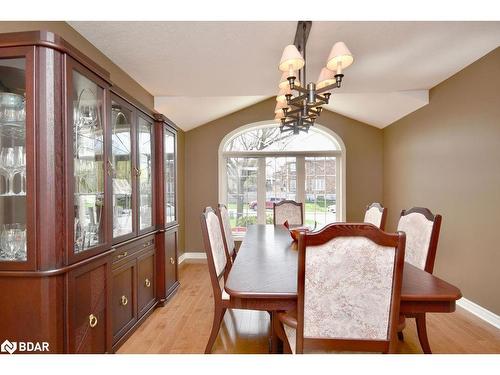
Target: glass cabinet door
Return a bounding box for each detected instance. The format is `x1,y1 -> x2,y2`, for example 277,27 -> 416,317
0,57 -> 28,263
137,115 -> 153,231
164,127 -> 176,225
71,69 -> 106,255
111,99 -> 134,240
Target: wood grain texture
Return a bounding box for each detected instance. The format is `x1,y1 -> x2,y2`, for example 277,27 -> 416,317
118,261 -> 500,354
225,225 -> 461,309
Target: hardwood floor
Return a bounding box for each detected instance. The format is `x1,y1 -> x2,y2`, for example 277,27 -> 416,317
118,260 -> 500,354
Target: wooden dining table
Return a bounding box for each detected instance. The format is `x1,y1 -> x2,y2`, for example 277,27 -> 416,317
224,224 -> 462,353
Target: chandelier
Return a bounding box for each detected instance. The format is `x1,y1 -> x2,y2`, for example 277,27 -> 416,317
275,21 -> 354,134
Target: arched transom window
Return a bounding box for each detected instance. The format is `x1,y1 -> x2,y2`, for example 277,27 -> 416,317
219,122 -> 346,236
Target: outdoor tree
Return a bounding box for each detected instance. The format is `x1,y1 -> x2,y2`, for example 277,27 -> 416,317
225,127 -> 294,226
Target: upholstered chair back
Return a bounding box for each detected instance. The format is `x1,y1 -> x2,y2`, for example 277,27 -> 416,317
397,207 -> 442,272
201,208 -> 228,282
274,200 -> 303,226
218,204 -> 235,257
364,202 -> 387,230
295,224 -> 406,353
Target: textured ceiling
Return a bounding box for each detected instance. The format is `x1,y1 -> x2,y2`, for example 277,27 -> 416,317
69,21 -> 500,130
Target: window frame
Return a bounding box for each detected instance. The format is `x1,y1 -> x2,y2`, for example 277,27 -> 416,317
218,121 -> 346,238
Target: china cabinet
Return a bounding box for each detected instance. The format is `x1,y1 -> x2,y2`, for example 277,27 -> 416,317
0,31 -> 179,353
155,115 -> 180,304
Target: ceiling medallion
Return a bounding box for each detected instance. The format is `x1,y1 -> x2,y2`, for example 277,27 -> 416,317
275,21 -> 354,134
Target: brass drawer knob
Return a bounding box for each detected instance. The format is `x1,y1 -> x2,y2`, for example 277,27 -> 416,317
89,314 -> 98,328
116,251 -> 128,259
120,295 -> 128,306
170,257 -> 175,265
145,278 -> 151,288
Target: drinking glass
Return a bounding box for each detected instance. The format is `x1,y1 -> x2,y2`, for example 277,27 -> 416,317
2,148 -> 16,195
13,224 -> 27,260
0,148 -> 9,194
0,224 -> 16,260
14,146 -> 26,194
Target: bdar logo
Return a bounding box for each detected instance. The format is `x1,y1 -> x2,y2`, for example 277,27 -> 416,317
1,339 -> 17,354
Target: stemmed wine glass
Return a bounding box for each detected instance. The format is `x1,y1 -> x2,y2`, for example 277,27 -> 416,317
0,148 -> 8,194
0,147 -> 25,195
15,146 -> 26,194
1,148 -> 16,195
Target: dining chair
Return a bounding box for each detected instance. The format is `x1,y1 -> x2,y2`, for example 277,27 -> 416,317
217,204 -> 237,261
396,207 -> 442,353
364,202 -> 388,230
200,207 -> 235,353
273,200 -> 303,226
274,223 -> 406,354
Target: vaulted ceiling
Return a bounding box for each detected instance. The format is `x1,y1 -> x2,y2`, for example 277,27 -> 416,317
69,21 -> 500,131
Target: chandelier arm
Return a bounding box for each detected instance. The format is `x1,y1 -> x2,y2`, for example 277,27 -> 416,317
282,118 -> 296,125
285,108 -> 302,115
287,101 -> 305,109
315,82 -> 341,95
307,101 -> 326,109
288,93 -> 308,105
292,85 -> 308,94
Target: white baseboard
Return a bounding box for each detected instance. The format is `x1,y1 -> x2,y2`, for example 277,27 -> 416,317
178,252 -> 206,264
457,297 -> 500,329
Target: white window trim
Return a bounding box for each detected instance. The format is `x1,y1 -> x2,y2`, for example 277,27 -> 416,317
218,121 -> 347,237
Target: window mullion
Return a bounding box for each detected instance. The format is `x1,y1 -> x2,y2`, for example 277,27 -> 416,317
257,157 -> 266,224
296,155 -> 305,206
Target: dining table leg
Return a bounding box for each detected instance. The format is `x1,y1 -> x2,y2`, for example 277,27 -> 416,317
415,313 -> 432,354
270,311 -> 283,353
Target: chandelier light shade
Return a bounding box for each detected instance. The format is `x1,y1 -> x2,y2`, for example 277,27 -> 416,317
278,44 -> 305,72
275,21 -> 354,134
326,41 -> 354,74
316,67 -> 337,89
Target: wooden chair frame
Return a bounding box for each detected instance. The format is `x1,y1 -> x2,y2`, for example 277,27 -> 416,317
275,223 -> 406,354
273,200 -> 304,226
365,202 -> 388,231
397,207 -> 442,353
217,203 -> 237,262
200,207 -> 235,353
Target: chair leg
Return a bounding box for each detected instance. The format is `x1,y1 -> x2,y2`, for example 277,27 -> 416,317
415,313 -> 432,354
205,306 -> 226,354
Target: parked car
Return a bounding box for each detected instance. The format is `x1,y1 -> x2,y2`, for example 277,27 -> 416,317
249,197 -> 284,210
328,204 -> 336,213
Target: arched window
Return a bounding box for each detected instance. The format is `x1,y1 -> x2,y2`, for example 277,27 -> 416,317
219,121 -> 346,236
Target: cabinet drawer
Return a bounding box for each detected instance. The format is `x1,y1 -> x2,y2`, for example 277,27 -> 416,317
113,235 -> 155,265
137,249 -> 156,317
67,256 -> 111,353
112,260 -> 136,343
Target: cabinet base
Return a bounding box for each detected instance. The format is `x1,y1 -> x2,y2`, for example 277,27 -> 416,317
112,301 -> 158,353
157,281 -> 180,307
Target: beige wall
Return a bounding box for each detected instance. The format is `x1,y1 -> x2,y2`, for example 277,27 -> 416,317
0,21 -> 153,108
383,47 -> 500,314
184,97 -> 384,253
